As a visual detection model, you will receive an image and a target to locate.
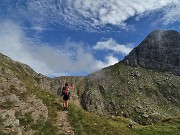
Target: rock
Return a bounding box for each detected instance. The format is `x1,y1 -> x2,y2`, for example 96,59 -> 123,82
142,114 -> 149,118
0,109 -> 19,127
137,105 -> 143,109
80,30 -> 180,125
9,94 -> 19,103
123,30 -> 180,76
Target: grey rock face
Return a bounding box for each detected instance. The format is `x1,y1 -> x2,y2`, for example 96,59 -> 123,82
82,63 -> 180,125
37,75 -> 85,102
123,30 -> 180,76
0,53 -> 49,134
81,30 -> 180,125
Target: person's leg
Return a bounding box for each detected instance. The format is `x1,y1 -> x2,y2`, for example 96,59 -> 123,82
63,100 -> 66,111
66,95 -> 70,109
63,96 -> 69,111
66,100 -> 69,110
64,100 -> 68,110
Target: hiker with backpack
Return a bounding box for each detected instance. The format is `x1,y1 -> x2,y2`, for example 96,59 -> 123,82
62,82 -> 70,111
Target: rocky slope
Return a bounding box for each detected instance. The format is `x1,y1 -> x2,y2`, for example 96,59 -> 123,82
0,53 -> 48,134
0,30 -> 180,134
0,53 -> 83,134
123,30 -> 180,76
37,75 -> 85,100
81,30 -> 180,125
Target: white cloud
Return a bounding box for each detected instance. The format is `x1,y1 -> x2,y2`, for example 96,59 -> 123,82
30,26 -> 46,32
161,1 -> 180,25
96,55 -> 119,69
0,21 -> 119,76
1,0 -> 179,31
62,0 -> 175,28
0,21 -> 52,74
93,38 -> 133,55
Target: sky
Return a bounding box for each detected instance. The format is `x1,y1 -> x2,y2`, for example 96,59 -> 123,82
0,0 -> 180,77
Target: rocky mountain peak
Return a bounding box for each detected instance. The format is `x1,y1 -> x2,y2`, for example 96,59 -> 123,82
123,30 -> 180,76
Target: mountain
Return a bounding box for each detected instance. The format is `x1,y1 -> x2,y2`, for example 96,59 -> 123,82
0,53 -> 83,134
0,30 -> 180,135
123,30 -> 180,76
81,30 -> 180,125
0,53 -> 142,135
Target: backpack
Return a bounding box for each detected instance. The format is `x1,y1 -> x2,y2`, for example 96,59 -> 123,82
57,87 -> 61,96
63,86 -> 70,96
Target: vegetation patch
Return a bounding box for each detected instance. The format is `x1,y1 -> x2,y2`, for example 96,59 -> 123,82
68,104 -> 137,135
68,104 -> 180,135
133,117 -> 180,135
33,118 -> 58,135
0,100 -> 15,109
18,112 -> 34,131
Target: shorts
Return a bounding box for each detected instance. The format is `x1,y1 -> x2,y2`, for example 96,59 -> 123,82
63,95 -> 69,100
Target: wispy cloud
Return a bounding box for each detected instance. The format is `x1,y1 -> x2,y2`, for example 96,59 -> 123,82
93,38 -> 133,55
1,0 -> 179,31
161,1 -> 180,25
0,21 -> 120,76
96,55 -> 119,69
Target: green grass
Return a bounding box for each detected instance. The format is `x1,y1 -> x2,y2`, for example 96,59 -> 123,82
32,118 -> 58,135
0,100 -> 15,109
0,57 -> 60,134
0,117 -> 15,135
133,117 -> 180,135
0,132 -> 11,135
1,53 -> 180,135
14,87 -> 61,134
26,87 -> 61,134
68,104 -> 137,135
17,112 -> 34,131
68,103 -> 180,135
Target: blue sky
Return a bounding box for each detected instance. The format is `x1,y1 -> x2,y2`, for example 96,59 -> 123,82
0,0 -> 180,77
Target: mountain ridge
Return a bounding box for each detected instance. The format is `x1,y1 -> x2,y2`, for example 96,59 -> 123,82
0,29 -> 180,134
81,30 -> 180,125
123,30 -> 180,76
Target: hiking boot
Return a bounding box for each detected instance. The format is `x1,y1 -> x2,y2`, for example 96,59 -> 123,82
65,108 -> 68,113
63,107 -> 66,111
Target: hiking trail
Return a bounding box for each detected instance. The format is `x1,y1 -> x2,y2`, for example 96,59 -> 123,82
54,87 -> 81,135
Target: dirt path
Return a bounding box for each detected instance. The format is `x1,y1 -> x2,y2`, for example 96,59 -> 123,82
55,110 -> 74,135
54,90 -> 80,135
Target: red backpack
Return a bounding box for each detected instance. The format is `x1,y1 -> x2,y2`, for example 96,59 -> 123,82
63,86 -> 69,96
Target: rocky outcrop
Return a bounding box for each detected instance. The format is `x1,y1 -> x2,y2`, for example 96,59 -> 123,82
123,30 -> 180,76
36,75 -> 85,104
0,53 -> 85,134
0,59 -> 48,134
82,62 -> 180,125
81,30 -> 180,125
1,28 -> 180,127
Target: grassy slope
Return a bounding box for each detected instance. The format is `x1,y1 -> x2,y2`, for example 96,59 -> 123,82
68,103 -> 180,135
0,54 -> 180,135
68,104 -> 137,135
0,55 -> 60,134
85,61 -> 180,125
133,117 -> 180,135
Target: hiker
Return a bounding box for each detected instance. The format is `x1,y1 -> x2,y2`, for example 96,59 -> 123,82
62,82 -> 70,111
